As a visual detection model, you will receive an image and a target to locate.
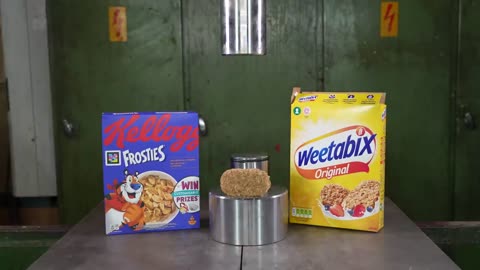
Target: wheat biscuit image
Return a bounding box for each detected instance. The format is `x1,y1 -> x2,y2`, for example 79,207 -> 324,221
220,168 -> 271,197
320,184 -> 350,206
342,180 -> 380,209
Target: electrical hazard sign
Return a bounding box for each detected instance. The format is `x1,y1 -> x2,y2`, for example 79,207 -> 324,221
380,2 -> 398,37
109,7 -> 127,42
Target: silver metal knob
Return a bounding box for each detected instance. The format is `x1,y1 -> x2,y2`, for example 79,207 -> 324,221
198,116 -> 207,136
62,119 -> 75,137
464,112 -> 476,130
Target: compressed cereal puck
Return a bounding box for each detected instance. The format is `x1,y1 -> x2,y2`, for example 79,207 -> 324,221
220,168 -> 271,197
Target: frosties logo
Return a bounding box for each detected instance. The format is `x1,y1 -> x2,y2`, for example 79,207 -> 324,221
295,126 -> 376,180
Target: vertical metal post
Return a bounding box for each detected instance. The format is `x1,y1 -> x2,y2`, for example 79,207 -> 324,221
221,0 -> 265,55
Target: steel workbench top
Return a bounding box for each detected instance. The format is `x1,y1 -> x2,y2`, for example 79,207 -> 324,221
28,198 -> 459,270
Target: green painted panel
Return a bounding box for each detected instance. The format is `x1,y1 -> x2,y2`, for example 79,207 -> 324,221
454,0 -> 480,220
0,229 -> 63,270
182,0 -> 319,197
436,243 -> 480,270
448,244 -> 480,270
0,247 -> 48,270
47,0 -> 184,224
323,0 -> 453,220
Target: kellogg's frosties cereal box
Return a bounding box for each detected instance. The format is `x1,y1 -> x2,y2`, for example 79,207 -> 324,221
102,112 -> 200,235
290,88 -> 386,232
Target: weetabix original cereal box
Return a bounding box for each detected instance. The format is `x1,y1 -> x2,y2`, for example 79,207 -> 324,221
102,112 -> 200,235
290,88 -> 386,232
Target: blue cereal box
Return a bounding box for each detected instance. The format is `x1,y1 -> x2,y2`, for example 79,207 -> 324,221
102,112 -> 200,235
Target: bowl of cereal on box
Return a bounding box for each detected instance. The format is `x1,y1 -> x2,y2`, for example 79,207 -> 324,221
319,181 -> 381,220
137,171 -> 179,226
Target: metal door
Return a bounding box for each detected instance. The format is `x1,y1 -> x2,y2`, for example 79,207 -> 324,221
49,0 -> 185,224
454,0 -> 480,220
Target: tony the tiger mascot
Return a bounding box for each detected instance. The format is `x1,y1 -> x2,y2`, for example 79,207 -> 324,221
105,170 -> 145,234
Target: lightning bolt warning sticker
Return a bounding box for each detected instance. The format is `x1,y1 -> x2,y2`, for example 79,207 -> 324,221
109,7 -> 128,42
380,2 -> 398,37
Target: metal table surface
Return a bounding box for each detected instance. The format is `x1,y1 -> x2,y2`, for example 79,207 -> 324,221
28,198 -> 459,270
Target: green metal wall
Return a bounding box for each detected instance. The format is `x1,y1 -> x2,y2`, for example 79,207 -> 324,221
48,0 -> 185,223
323,0 -> 454,220
47,0 -> 472,225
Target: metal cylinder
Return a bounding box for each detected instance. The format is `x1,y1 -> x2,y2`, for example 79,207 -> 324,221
209,186 -> 288,246
221,0 -> 266,55
231,153 -> 269,173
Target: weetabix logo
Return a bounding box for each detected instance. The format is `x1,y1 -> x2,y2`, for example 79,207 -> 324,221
295,126 -> 376,180
298,95 -> 318,102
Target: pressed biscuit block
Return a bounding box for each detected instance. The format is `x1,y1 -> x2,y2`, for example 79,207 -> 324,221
220,168 -> 271,197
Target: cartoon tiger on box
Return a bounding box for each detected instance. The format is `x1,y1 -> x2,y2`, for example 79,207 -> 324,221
104,170 -> 145,234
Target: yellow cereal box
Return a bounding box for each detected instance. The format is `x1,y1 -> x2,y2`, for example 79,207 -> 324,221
289,88 -> 386,232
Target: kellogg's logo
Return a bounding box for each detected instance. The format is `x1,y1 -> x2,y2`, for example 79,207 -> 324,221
103,114 -> 199,151
295,126 -> 376,180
